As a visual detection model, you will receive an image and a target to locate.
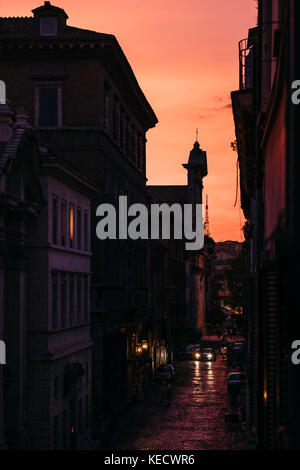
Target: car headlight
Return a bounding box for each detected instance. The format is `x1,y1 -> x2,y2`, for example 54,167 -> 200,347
207,354 -> 212,359
195,352 -> 200,359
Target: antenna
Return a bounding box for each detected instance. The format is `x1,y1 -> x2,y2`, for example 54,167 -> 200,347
204,194 -> 210,237
196,128 -> 199,142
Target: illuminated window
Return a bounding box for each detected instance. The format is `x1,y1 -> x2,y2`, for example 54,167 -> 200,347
69,203 -> 74,248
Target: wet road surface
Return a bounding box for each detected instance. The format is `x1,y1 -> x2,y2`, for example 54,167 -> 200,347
109,356 -> 245,450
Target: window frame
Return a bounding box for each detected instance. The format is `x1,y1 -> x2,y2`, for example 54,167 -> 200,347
34,81 -> 62,129
39,16 -> 58,36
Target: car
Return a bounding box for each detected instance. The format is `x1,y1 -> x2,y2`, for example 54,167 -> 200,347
184,345 -> 195,359
227,371 -> 245,394
232,342 -> 244,351
156,364 -> 175,382
196,348 -> 216,361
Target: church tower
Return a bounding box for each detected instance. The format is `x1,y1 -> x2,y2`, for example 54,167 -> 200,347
182,138 -> 208,207
182,135 -> 208,337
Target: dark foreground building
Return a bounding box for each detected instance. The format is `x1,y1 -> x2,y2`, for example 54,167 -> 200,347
231,0 -> 300,449
0,102 -> 98,449
0,0 -> 158,444
0,1 -> 213,449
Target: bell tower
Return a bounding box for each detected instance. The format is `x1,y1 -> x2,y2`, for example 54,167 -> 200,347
182,137 -> 208,206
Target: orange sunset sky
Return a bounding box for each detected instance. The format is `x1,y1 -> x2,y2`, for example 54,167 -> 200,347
0,0 -> 257,241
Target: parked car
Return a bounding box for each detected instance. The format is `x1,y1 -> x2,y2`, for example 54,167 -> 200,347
196,347 -> 216,361
184,345 -> 195,359
232,342 -> 244,352
156,364 -> 175,382
227,370 -> 245,394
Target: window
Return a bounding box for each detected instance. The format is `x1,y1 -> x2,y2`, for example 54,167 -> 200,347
63,409 -> 68,449
52,274 -> 59,329
85,395 -> 89,428
126,123 -> 132,160
40,16 -> 58,36
114,177 -> 118,200
125,119 -> 130,157
120,112 -> 124,151
85,362 -> 89,386
54,415 -> 59,449
142,140 -> 146,173
52,196 -> 58,244
84,276 -> 89,322
54,377 -> 59,400
79,399 -> 82,433
113,100 -> 120,143
83,211 -> 88,251
61,200 -> 67,246
132,129 -> 137,165
104,169 -> 110,194
104,86 -> 110,132
69,275 -> 75,325
77,276 -> 82,323
61,275 -> 67,327
137,135 -> 142,169
77,207 -> 82,250
38,87 -> 58,127
69,203 -> 74,248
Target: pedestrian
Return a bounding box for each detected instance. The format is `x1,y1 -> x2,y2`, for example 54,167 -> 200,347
166,381 -> 173,405
160,379 -> 168,405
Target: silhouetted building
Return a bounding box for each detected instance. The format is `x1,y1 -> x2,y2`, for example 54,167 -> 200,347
231,0 -> 300,449
0,1 -> 158,437
147,140 -> 210,344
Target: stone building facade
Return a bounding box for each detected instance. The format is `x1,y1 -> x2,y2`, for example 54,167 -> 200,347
0,1 -> 158,434
0,102 -> 97,449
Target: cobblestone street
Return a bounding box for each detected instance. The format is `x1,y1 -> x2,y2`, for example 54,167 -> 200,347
107,357 -> 245,450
